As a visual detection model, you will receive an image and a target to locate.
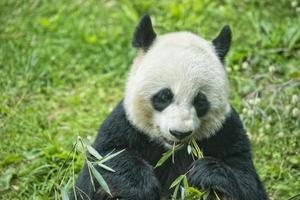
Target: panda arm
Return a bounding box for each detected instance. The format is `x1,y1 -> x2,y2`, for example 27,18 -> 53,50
70,102 -> 161,200
224,154 -> 268,199
70,149 -> 161,200
188,109 -> 268,199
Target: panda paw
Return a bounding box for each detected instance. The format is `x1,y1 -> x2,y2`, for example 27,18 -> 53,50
187,157 -> 241,200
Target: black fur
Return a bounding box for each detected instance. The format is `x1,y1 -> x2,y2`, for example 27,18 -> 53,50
70,101 -> 268,200
193,91 -> 210,117
132,14 -> 156,51
151,88 -> 174,112
212,25 -> 232,63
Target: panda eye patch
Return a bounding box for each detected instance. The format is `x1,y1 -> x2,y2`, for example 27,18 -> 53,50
151,88 -> 173,111
193,92 -> 209,117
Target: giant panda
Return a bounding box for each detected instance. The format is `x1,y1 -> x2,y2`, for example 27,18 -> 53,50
70,14 -> 268,200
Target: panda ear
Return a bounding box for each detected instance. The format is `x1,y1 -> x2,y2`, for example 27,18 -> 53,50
132,14 -> 156,51
212,25 -> 232,63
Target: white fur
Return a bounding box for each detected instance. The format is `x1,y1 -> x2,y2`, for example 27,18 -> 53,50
124,32 -> 230,147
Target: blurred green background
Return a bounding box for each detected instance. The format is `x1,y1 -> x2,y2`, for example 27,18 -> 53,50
0,0 -> 299,199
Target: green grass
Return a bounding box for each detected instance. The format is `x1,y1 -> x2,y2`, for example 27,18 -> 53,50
0,0 -> 299,199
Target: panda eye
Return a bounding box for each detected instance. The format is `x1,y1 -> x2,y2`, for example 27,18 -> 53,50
151,88 -> 174,111
193,92 -> 209,117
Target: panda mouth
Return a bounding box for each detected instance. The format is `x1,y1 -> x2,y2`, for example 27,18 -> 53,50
162,136 -> 192,147
162,137 -> 179,146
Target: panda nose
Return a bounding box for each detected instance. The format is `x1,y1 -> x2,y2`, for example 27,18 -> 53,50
169,130 -> 193,140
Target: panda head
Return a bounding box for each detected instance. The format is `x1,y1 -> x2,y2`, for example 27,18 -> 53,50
124,15 -> 232,147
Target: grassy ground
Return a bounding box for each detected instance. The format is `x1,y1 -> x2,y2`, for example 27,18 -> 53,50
0,0 -> 299,199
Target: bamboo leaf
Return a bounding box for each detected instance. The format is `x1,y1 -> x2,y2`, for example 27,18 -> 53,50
213,190 -> 221,200
180,186 -> 185,200
191,147 -> 198,157
89,164 -> 112,196
172,142 -> 176,163
191,138 -> 204,158
183,176 -> 189,188
98,149 -> 125,164
87,161 -> 96,191
61,190 -> 69,200
155,144 -> 183,168
97,163 -> 115,172
155,149 -> 173,168
170,174 -> 185,189
172,183 -> 180,200
202,190 -> 210,200
186,186 -> 204,194
87,145 -> 102,160
61,178 -> 71,200
99,149 -> 125,163
55,190 -> 58,200
187,144 -> 192,155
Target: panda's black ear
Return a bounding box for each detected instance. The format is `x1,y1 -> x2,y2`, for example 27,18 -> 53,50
132,14 -> 156,51
212,25 -> 232,63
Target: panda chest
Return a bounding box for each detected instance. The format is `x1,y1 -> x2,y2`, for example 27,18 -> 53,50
154,149 -> 194,190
